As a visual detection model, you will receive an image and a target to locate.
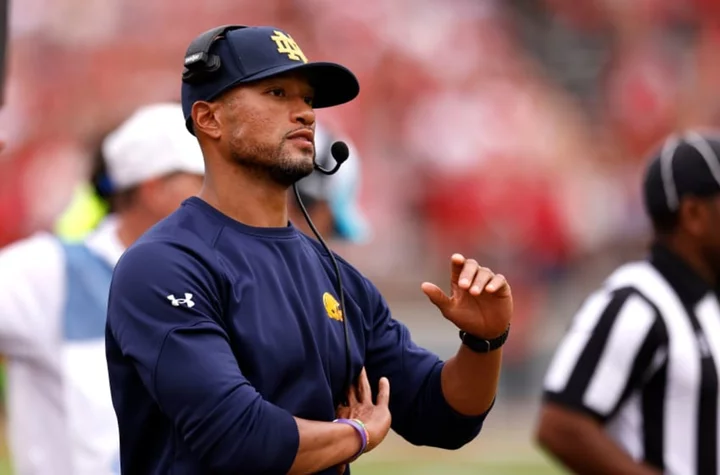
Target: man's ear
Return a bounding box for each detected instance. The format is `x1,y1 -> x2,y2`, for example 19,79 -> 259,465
191,101 -> 222,140
679,196 -> 708,238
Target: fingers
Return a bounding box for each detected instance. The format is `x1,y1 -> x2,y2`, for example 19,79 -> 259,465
449,253 -> 507,297
470,267 -> 494,296
376,377 -> 390,407
347,378 -> 359,406
456,257 -> 480,291
486,273 -> 511,295
450,253 -> 465,285
421,282 -> 451,309
356,368 -> 371,402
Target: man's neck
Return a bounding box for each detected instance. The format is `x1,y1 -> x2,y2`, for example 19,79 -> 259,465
199,165 -> 289,228
116,211 -> 154,250
660,235 -> 718,288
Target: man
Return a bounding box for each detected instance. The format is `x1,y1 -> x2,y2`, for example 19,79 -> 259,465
0,102 -> 204,475
289,122 -> 370,244
536,131 -> 720,475
105,25 -> 513,475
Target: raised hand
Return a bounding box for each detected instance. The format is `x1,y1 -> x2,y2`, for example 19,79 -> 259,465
421,254 -> 512,338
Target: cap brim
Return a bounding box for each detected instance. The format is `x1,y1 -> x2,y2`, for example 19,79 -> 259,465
185,61 -> 359,135
240,61 -> 359,108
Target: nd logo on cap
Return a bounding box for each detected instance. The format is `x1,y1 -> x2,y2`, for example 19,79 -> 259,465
270,30 -> 308,63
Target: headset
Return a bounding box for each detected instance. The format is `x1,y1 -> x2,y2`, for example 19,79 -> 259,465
183,26 -> 356,402
293,143 -> 353,404
182,25 -> 249,84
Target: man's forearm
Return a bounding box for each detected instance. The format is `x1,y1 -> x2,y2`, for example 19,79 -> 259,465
288,418 -> 361,474
440,344 -> 501,416
536,404 -> 662,475
543,437 -> 661,475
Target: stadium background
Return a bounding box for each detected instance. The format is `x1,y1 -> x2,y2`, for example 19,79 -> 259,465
2,0 -> 720,473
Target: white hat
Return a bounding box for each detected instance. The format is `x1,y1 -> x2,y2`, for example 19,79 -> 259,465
102,103 -> 205,191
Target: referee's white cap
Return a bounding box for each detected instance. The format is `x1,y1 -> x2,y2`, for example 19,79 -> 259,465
101,103 -> 205,192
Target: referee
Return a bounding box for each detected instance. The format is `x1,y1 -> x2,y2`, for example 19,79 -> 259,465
536,131 -> 720,475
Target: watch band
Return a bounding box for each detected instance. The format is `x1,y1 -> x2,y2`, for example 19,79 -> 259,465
459,325 -> 510,353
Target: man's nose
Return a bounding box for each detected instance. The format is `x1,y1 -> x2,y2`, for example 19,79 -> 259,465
292,104 -> 315,127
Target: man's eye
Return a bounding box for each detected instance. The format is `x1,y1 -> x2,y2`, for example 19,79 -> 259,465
269,88 -> 286,97
304,96 -> 314,106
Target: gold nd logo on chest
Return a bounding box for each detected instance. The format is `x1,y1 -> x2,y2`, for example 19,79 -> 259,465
323,292 -> 343,322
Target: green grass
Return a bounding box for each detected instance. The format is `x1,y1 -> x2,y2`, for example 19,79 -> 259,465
0,435 -> 566,475
0,459 -> 561,475
352,461 -> 563,475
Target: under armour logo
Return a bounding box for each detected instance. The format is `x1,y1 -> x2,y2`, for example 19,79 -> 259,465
167,293 -> 195,308
270,30 -> 308,63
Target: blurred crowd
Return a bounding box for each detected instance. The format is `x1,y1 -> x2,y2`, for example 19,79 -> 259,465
2,0 -> 720,399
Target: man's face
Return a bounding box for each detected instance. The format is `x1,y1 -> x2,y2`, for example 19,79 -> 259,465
144,172 -> 204,220
699,195 -> 720,279
218,72 -> 317,187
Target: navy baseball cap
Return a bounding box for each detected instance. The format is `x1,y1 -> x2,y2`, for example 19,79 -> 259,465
643,131 -> 720,219
181,25 -> 360,134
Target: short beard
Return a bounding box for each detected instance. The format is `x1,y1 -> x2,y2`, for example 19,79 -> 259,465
230,138 -> 315,188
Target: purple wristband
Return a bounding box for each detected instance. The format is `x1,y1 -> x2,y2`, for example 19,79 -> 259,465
333,418 -> 368,461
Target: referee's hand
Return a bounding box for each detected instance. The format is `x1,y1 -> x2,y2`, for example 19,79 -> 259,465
421,254 -> 513,339
336,368 -> 391,453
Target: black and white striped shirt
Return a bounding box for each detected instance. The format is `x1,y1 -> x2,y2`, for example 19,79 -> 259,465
543,243 -> 720,475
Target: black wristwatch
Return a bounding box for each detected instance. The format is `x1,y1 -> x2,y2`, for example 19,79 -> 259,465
459,325 -> 510,353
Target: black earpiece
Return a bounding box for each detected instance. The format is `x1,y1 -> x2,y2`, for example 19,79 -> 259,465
182,25 -> 248,84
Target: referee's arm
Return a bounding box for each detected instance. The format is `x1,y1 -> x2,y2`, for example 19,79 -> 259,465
535,287 -> 664,475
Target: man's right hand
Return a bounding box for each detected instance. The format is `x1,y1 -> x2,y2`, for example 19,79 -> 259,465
337,367 -> 392,453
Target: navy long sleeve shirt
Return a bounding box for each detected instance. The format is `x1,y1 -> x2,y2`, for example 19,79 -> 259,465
105,197 -> 489,475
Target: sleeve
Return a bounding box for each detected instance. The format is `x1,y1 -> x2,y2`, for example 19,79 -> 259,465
361,277 -> 487,450
542,286 -> 667,422
107,241 -> 299,474
0,234 -> 63,357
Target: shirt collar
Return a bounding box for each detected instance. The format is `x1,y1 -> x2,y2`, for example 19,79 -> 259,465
649,242 -> 715,307
83,215 -> 125,267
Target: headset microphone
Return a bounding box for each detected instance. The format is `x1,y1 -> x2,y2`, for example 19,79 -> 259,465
294,138 -> 353,404
314,141 -> 349,176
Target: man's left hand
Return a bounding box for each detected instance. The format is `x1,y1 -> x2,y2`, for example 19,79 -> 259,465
421,254 -> 512,339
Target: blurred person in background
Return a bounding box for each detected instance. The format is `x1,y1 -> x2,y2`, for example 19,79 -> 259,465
289,122 -> 370,244
0,102 -> 204,475
536,131 -> 720,475
56,121 -> 368,246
